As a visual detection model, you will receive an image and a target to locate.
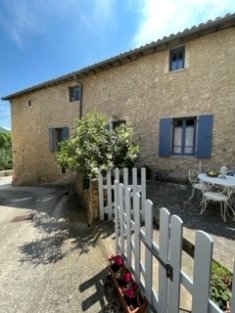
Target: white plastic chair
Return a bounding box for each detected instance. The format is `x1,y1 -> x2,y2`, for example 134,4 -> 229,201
188,169 -> 202,201
200,182 -> 234,222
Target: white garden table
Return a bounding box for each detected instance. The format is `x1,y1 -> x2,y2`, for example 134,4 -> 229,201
198,173 -> 235,188
198,173 -> 235,221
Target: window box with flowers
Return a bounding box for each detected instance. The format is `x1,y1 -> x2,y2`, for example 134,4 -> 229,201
108,255 -> 148,313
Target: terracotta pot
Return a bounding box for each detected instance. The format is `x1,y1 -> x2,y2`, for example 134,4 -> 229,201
108,260 -> 148,313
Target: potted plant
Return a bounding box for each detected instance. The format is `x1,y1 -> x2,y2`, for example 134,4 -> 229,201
108,255 -> 147,313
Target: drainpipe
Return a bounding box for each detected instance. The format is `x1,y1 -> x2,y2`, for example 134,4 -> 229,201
75,75 -> 83,119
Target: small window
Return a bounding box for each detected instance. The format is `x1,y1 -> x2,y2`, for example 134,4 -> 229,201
112,120 -> 126,130
170,47 -> 185,71
49,127 -> 69,152
69,86 -> 80,102
172,117 -> 196,156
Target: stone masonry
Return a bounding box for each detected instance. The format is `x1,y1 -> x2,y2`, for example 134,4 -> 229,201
7,25 -> 235,184
11,81 -> 80,184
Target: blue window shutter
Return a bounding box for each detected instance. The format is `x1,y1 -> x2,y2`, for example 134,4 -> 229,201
159,118 -> 172,157
49,128 -> 55,152
61,127 -> 69,140
196,115 -> 213,158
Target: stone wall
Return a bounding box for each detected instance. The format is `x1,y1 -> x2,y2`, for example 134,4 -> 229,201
76,173 -> 100,225
10,27 -> 235,184
81,27 -> 235,176
11,81 -> 80,184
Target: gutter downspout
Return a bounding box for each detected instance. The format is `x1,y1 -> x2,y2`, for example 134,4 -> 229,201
75,75 -> 83,119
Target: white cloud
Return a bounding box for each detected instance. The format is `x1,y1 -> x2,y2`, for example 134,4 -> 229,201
0,0 -> 116,47
132,0 -> 235,47
0,1 -> 40,47
93,0 -> 115,26
81,0 -> 116,40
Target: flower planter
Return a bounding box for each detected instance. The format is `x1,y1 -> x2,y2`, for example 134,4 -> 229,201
108,257 -> 148,313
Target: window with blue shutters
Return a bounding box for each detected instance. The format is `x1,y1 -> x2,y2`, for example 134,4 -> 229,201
159,115 -> 213,158
49,127 -> 69,152
159,118 -> 172,157
196,115 -> 213,158
172,117 -> 196,156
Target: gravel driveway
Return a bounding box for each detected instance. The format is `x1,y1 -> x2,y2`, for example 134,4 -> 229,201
0,177 -> 117,313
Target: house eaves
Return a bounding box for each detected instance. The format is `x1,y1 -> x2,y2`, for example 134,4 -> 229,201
2,12 -> 235,101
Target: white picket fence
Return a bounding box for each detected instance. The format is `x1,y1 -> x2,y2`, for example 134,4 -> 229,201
98,167 -> 146,221
114,181 -> 235,313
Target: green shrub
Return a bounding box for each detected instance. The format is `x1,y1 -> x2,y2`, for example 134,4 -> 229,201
0,132 -> 13,170
56,112 -> 139,177
210,261 -> 232,311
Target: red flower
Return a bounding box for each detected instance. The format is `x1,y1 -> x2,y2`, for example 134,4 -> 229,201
123,271 -> 133,283
114,255 -> 123,266
125,287 -> 135,299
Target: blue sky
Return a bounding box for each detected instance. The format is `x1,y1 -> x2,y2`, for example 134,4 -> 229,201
0,0 -> 235,130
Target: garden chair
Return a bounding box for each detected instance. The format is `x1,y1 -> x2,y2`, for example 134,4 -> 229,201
226,168 -> 235,176
188,169 -> 203,201
200,182 -> 234,222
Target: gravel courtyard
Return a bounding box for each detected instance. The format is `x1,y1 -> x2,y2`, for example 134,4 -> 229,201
0,178 -> 118,313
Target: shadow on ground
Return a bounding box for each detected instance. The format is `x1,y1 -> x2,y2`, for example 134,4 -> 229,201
79,267 -> 123,313
148,181 -> 235,240
18,187 -> 114,265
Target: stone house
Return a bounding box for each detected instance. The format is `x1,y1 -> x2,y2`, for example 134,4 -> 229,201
2,13 -> 235,185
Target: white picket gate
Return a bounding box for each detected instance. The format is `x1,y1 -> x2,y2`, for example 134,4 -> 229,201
98,167 -> 146,221
114,182 -> 235,313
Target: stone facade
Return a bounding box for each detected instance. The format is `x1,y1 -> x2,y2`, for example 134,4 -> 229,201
8,26 -> 235,184
76,173 -> 99,224
82,28 -> 235,174
11,81 -> 80,184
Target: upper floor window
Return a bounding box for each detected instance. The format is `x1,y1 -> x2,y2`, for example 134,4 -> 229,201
69,86 -> 80,102
169,47 -> 185,71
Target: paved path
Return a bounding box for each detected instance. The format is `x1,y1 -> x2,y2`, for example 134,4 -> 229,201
0,178 -> 115,313
1,177 -> 233,312
148,181 -> 235,271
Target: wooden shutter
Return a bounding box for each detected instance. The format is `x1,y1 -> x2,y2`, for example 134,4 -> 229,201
196,115 -> 213,158
49,128 -> 55,152
159,118 -> 172,157
61,127 -> 69,140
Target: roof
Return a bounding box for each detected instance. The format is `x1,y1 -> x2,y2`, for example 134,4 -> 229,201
2,12 -> 235,101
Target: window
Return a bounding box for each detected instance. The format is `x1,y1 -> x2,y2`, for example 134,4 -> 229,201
49,127 -> 69,152
170,47 -> 185,71
159,115 -> 213,158
112,120 -> 126,130
69,86 -> 80,102
172,118 -> 196,155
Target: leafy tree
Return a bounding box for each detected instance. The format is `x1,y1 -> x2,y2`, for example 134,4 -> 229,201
57,112 -> 139,177
0,132 -> 13,170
